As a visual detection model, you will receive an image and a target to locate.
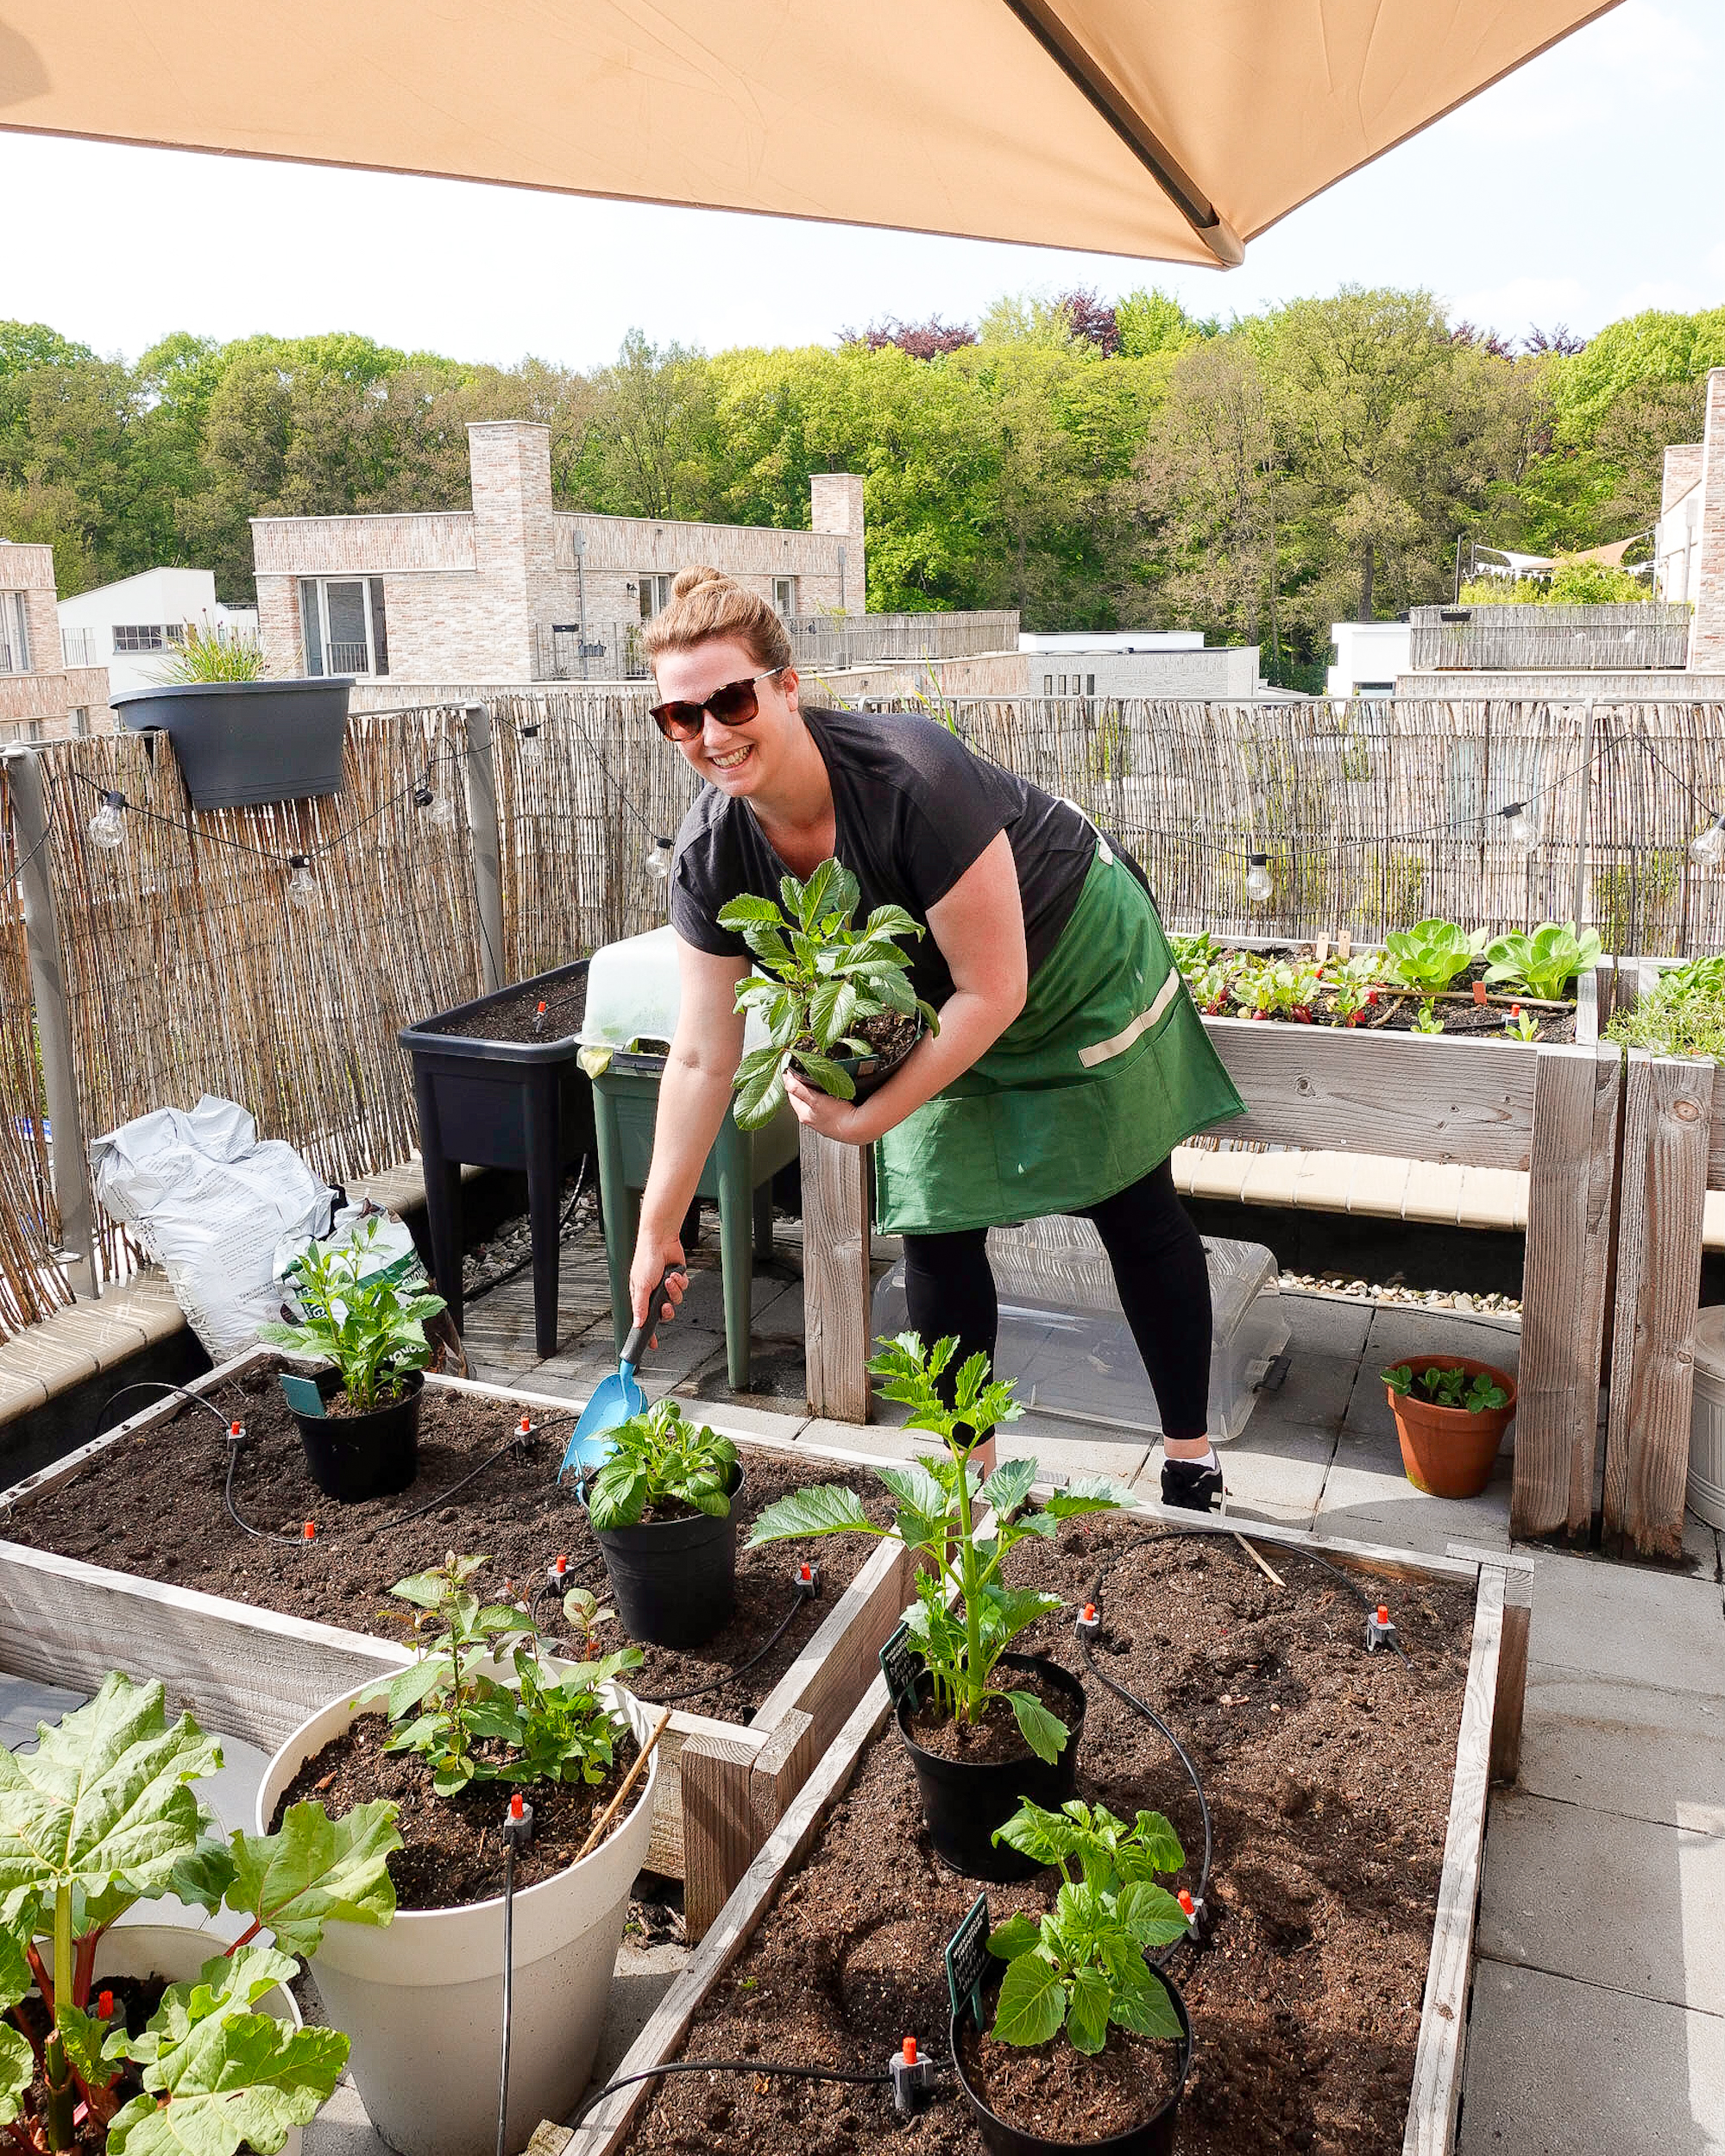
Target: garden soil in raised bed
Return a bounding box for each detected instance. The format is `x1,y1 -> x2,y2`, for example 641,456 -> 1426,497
624,1514 -> 1475,2156
441,971 -> 588,1044
1206,951 -> 1577,1044
3,1370 -> 894,1721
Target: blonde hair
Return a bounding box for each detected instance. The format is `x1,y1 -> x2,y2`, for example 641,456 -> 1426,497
639,565 -> 792,676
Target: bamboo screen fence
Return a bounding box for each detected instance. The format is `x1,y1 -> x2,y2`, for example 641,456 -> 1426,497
7,688 -> 1725,1346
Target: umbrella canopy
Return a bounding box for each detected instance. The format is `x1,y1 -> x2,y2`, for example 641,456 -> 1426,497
0,1 -> 1619,267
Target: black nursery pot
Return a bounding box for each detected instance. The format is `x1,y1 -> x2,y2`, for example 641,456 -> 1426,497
897,1652 -> 1086,1880
801,1019 -> 923,1106
595,1468 -> 746,1649
283,1369 -> 422,1501
953,1965 -> 1192,2156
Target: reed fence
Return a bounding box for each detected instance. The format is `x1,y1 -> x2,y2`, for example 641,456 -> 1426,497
7,688 -> 1725,1347
1407,602 -> 1691,674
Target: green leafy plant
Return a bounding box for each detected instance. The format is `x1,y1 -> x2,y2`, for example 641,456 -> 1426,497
1382,917 -> 1488,1002
362,1554 -> 640,1796
259,1218 -> 445,1412
1503,1003 -> 1540,1043
151,620 -> 267,683
0,1673 -> 398,2156
984,1801 -> 1187,2055
1330,955 -> 1381,1026
1604,957 -> 1725,1060
1382,1363 -> 1509,1412
748,1335 -> 1122,1763
1483,921 -> 1601,1001
586,1399 -> 740,1529
718,859 -> 941,1129
1410,1003 -> 1445,1034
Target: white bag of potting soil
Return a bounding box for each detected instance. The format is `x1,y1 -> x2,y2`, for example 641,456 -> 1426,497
272,1201 -> 428,1325
90,1094 -> 338,1362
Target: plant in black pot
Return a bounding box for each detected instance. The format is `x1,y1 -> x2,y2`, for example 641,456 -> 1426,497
587,1401 -> 745,1648
953,1799 -> 1193,2155
749,1333 -> 1123,1879
718,859 -> 941,1129
259,1222 -> 447,1501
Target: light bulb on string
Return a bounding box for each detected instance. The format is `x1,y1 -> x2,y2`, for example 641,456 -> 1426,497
285,854 -> 318,908
1244,853 -> 1274,904
414,770 -> 457,828
1498,801 -> 1535,848
644,834 -> 673,883
87,790 -> 128,851
1691,814 -> 1725,870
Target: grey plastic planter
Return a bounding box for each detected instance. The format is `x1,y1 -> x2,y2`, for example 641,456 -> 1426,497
110,678 -> 353,809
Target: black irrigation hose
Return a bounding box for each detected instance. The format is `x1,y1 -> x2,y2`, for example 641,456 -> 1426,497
1149,1520 -> 1417,1668
223,1441 -> 304,1546
91,1377 -> 234,1447
563,2056 -> 903,2134
633,1581 -> 811,1708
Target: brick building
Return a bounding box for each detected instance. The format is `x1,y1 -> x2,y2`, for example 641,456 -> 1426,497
252,421 -> 866,686
0,540 -> 112,743
1656,367 -> 1725,670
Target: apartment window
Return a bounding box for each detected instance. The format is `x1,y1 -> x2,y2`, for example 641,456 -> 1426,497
0,592 -> 29,675
773,576 -> 797,615
637,574 -> 672,621
112,624 -> 186,653
299,577 -> 389,677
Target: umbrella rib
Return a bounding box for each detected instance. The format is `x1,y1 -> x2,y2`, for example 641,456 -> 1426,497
997,0 -> 1244,265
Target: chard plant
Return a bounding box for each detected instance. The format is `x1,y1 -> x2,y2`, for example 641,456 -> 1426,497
260,1219 -> 446,1411
1382,919 -> 1489,1011
748,1335 -> 1123,1763
1330,956 -> 1380,1027
1383,1363 -> 1510,1412
717,860 -> 941,1129
985,1801 -> 1187,2054
362,1554 -> 640,1796
1483,921 -> 1602,1002
0,1674 -> 398,2156
587,1400 -> 740,1528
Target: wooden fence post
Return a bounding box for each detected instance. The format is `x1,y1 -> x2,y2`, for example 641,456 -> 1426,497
461,701 -> 505,993
3,749 -> 96,1299
801,1129 -> 872,1422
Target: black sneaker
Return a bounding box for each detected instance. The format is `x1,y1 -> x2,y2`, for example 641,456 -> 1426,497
1161,1455 -> 1224,1512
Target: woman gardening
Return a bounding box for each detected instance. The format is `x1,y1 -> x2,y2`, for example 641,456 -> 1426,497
627,567 -> 1245,1511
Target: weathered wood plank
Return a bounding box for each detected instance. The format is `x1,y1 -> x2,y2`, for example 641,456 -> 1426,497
1512,1043 -> 1620,1542
1603,1050 -> 1710,1559
747,1707 -> 818,1850
1401,1564 -> 1505,2156
799,1128 -> 872,1422
680,1721 -> 770,1943
752,1529 -> 914,1751
639,1710 -> 769,1883
1493,1585 -> 1531,1788
1201,1017 -> 1542,1171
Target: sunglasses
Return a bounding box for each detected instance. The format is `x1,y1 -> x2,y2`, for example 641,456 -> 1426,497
650,665 -> 785,742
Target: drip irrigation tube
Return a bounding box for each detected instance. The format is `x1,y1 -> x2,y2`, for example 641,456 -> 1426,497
496,1829 -> 519,2156
632,1580 -> 811,1708
563,2055 -> 910,2133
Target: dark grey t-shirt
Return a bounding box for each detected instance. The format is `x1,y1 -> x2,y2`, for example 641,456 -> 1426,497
668,705 -> 1095,1008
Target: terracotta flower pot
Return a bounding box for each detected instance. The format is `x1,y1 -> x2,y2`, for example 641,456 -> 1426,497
1383,1355 -> 1516,1499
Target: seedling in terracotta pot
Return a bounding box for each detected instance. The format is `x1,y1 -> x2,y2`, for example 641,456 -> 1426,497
718,859 -> 941,1129
0,1673 -> 398,2156
1382,1363 -> 1509,1413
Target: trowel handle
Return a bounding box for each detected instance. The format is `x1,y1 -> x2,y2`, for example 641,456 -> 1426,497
620,1265 -> 687,1372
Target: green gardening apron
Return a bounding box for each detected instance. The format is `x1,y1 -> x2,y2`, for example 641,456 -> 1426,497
872,842 -> 1244,1236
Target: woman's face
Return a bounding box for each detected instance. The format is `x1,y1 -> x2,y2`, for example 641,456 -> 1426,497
653,636 -> 799,801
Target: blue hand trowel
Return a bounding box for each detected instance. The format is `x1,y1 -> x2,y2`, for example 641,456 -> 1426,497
559,1266 -> 685,1489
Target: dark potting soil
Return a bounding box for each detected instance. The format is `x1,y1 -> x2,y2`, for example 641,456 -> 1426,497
14,1976 -> 167,2156
623,1515 -> 1474,2156
1205,951 -> 1577,1045
440,971 -> 588,1045
907,1663 -> 1073,1765
957,2006 -> 1182,2141
5,1372 -> 894,1720
271,1709 -> 642,1908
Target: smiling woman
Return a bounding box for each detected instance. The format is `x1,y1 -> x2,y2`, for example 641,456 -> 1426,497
626,564 -> 1246,1512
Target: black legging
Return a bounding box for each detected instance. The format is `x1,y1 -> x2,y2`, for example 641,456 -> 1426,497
900,1157 -> 1212,1442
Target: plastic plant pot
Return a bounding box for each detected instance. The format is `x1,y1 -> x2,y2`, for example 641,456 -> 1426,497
808,1018 -> 923,1105
952,1962 -> 1192,2156
594,1465 -> 746,1649
282,1368 -> 422,1500
255,1675 -> 659,2156
110,679 -> 352,811
1383,1355 -> 1517,1499
897,1652 -> 1086,1881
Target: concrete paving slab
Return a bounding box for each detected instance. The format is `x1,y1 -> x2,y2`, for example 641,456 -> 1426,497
1130,1423 -> 1332,1529
1458,1958 -> 1725,2156
1317,1450 -> 1514,1555
1278,1290 -> 1374,1361
1479,1791 -> 1725,2015
1519,1666 -> 1725,1837
1683,1511 -> 1723,1581
531,1319 -> 728,1393
670,1396 -> 810,1448
0,1673 -> 84,1750
794,1416 -> 921,1463
1524,1551 -> 1725,1698
663,1260 -> 802,1334
1250,1350 -> 1357,1433
1363,1304 -> 1523,1374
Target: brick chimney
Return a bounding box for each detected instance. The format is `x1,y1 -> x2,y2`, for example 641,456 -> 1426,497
468,422 -> 557,680
1690,369 -> 1725,671
809,473 -> 866,615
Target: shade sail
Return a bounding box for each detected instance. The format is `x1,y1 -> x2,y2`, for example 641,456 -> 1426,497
0,1 -> 1620,267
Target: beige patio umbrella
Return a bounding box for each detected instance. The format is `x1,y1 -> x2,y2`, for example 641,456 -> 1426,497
0,1 -> 1620,267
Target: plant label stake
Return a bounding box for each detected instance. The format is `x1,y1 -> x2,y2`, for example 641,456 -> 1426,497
279,1372 -> 327,1417
878,1620 -> 920,1713
945,1893 -> 992,2031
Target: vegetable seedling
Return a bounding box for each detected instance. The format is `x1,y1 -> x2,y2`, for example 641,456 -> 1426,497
1382,1363 -> 1510,1412
259,1217 -> 446,1413
1483,921 -> 1601,1003
586,1399 -> 740,1529
1382,918 -> 1489,1014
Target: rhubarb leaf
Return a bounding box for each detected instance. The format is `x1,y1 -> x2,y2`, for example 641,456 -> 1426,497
0,2023 -> 32,2129
225,1800 -> 399,1957
109,2006 -> 349,2156
0,1928 -> 30,2014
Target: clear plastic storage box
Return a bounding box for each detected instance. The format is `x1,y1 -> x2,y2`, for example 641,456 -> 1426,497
872,1219 -> 1289,1442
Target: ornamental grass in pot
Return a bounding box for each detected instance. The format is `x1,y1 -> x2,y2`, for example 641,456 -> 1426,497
256,1553 -> 661,2156
1381,1357 -> 1517,1499
1,1673 -> 397,2156
750,1334 -> 1123,1880
586,1400 -> 745,1648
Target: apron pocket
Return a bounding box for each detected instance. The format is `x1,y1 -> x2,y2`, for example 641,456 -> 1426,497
1076,965 -> 1181,1069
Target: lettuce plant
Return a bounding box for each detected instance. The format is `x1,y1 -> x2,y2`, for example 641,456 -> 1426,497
0,1674 -> 398,2156
718,860 -> 941,1129
1382,918 -> 1489,1003
587,1400 -> 740,1529
1483,921 -> 1602,1002
748,1334 -> 1122,1763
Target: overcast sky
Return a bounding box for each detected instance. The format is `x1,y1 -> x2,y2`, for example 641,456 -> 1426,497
5,0 -> 1721,370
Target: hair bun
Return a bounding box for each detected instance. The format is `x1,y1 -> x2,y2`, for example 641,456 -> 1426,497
670,564 -> 732,600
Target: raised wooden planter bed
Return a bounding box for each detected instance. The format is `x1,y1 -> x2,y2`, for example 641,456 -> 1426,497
0,1360 -> 917,1939
541,1504 -> 1530,2156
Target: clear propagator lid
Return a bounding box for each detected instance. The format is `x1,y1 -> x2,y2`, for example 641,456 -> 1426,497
579,924 -> 771,1059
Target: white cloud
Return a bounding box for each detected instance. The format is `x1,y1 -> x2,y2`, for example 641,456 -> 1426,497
1448,278 -> 1588,338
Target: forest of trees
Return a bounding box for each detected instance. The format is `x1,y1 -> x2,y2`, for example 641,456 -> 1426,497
3,286 -> 1722,684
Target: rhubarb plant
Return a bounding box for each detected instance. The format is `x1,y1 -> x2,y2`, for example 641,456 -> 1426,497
0,1674 -> 398,2156
748,1335 -> 1124,1762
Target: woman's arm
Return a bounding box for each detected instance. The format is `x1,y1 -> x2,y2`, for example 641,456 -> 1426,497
784,828 -> 1028,1144
628,940 -> 749,1331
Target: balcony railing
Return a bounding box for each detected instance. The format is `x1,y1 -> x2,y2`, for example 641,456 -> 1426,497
327,641 -> 370,675
1407,602 -> 1691,672
60,627 -> 98,668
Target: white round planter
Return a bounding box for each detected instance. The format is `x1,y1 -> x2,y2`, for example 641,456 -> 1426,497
256,1679 -> 658,2156
45,1922 -> 307,2156
1690,1305 -> 1725,1528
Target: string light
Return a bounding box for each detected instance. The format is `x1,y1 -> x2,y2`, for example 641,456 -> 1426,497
1691,814 -> 1725,869
644,834 -> 674,882
1498,801 -> 1535,847
87,790 -> 128,851
1244,853 -> 1274,903
285,854 -> 318,907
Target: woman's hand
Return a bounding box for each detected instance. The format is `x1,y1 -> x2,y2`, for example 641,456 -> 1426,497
628,1234 -> 689,1345
784,1069 -> 882,1145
